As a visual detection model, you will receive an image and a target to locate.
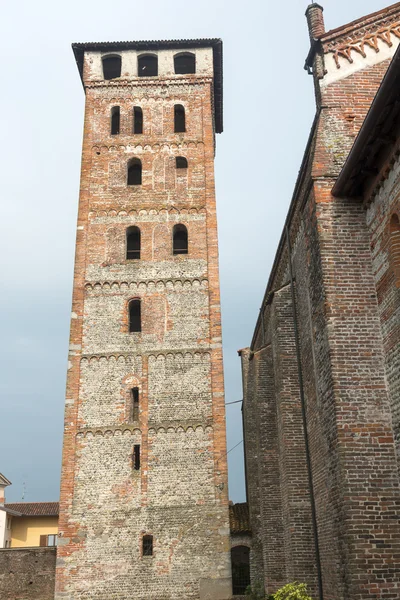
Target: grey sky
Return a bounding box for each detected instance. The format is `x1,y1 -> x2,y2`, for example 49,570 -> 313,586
0,0 -> 390,503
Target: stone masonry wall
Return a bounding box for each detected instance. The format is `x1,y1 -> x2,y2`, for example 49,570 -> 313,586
0,547 -> 56,600
56,46 -> 231,600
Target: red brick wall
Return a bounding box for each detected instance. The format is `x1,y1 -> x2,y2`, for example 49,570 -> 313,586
55,47 -> 231,600
241,6 -> 400,599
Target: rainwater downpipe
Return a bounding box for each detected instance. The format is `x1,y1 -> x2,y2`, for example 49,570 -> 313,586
285,225 -> 324,600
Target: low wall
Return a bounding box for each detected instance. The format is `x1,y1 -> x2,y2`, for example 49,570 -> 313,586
0,547 -> 56,599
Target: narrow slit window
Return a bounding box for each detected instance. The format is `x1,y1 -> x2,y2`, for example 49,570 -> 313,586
126,226 -> 141,260
176,156 -> 188,169
173,224 -> 188,255
129,299 -> 141,332
143,535 -> 153,556
102,55 -> 121,80
131,388 -> 139,421
127,159 -> 142,186
174,104 -> 185,133
138,55 -> 158,77
133,107 -> 143,134
111,107 -> 120,135
174,53 -> 196,74
133,445 -> 141,470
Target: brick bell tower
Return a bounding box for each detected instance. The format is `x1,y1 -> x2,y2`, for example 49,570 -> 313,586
55,40 -> 232,599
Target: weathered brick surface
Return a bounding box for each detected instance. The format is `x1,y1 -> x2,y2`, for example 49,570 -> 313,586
366,156 -> 400,465
0,547 -> 56,600
56,44 -> 231,599
240,5 -> 400,599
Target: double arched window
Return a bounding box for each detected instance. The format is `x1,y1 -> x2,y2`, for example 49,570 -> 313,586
174,105 -> 185,133
173,224 -> 188,255
127,159 -> 142,186
102,55 -> 121,80
126,227 -> 140,260
138,54 -> 158,77
174,53 -> 196,74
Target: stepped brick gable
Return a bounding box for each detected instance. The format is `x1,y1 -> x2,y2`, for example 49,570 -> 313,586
55,39 -> 231,600
240,3 -> 400,599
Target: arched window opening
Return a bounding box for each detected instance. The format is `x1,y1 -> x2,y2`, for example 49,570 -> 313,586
176,156 -> 188,169
126,226 -> 141,260
102,55 -> 121,80
132,444 -> 141,470
389,213 -> 400,285
127,159 -> 142,186
138,54 -> 158,77
129,299 -> 141,333
173,224 -> 188,255
174,104 -> 186,133
231,546 -> 250,596
131,388 -> 140,421
133,107 -> 143,134
142,535 -> 153,556
111,107 -> 120,135
174,53 -> 196,74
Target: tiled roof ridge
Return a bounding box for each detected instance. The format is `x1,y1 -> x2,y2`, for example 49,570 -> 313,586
72,38 -> 221,49
229,502 -> 251,533
4,501 -> 59,516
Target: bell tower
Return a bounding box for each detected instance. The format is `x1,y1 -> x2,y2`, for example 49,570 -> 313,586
55,39 -> 231,599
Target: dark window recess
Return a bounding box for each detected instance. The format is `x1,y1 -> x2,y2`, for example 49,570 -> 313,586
174,104 -> 186,133
174,53 -> 196,74
102,55 -> 121,80
129,299 -> 141,332
143,535 -> 153,556
173,224 -> 188,255
111,107 -> 120,135
231,546 -> 250,596
176,156 -> 188,169
138,55 -> 158,77
131,387 -> 139,421
133,445 -> 141,470
126,226 -> 141,260
127,159 -> 142,185
133,107 -> 143,134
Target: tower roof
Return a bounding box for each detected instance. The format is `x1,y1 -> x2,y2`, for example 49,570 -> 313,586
72,38 -> 223,133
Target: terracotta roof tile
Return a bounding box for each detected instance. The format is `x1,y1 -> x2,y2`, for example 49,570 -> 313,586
4,502 -> 59,517
229,502 -> 251,534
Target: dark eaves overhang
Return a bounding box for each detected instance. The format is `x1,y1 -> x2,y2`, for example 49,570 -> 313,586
0,506 -> 22,516
333,43 -> 400,198
71,38 -> 223,133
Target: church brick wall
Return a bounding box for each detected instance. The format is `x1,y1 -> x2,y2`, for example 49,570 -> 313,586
240,5 -> 400,599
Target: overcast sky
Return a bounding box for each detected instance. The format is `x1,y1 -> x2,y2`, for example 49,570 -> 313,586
0,0 -> 391,503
